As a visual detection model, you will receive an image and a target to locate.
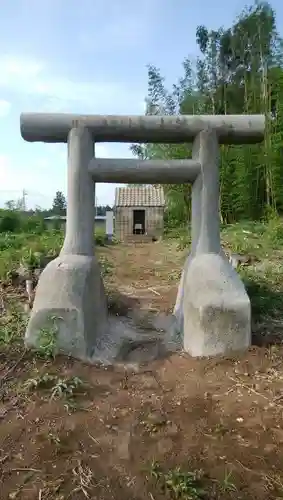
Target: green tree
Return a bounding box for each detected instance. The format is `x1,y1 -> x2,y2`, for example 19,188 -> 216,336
52,191 -> 67,216
4,198 -> 25,211
131,1 -> 283,227
0,210 -> 21,233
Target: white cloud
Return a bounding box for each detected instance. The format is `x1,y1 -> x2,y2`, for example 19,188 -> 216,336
0,56 -> 119,106
0,49 -> 143,209
0,58 -> 43,82
0,55 -> 147,115
0,99 -> 11,117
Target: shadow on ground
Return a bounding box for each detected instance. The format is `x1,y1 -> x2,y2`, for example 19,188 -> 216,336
107,291 -> 142,317
104,290 -> 181,365
243,276 -> 283,347
107,281 -> 283,353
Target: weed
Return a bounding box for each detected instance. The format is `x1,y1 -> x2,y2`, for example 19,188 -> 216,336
35,316 -> 59,359
72,460 -> 96,498
265,216 -> 283,248
241,269 -> 283,321
64,399 -> 80,414
0,325 -> 17,345
263,472 -> 283,497
23,372 -> 86,411
217,469 -> 237,494
99,256 -> 113,276
21,248 -> 41,271
50,376 -> 84,400
24,373 -> 84,397
48,432 -> 61,446
213,422 -> 230,437
23,373 -> 57,391
0,307 -> 27,346
149,461 -> 207,499
95,233 -> 106,246
164,226 -> 189,240
177,234 -> 191,251
0,231 -> 64,278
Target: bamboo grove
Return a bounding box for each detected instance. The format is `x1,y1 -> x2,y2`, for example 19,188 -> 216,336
131,2 -> 283,227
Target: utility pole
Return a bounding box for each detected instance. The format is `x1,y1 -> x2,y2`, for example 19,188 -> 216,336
22,189 -> 27,211
93,189 -> 97,216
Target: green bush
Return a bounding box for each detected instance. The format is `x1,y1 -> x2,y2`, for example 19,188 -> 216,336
265,217 -> 283,247
95,233 -> 106,246
22,215 -> 46,234
0,210 -> 21,233
0,233 -> 25,251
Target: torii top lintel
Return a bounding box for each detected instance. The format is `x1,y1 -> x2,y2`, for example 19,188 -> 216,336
20,112 -> 265,145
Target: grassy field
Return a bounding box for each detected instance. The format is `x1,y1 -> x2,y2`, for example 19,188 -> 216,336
1,220 -> 283,499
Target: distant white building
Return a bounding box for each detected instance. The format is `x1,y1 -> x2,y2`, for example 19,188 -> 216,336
44,213 -> 114,234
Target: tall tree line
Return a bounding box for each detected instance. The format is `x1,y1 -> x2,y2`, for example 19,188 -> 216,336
132,2 -> 283,226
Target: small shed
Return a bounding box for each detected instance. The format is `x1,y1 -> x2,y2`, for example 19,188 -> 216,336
114,186 -> 165,241
44,215 -> 66,230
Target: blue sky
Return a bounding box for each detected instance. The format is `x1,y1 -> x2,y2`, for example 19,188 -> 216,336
0,0 -> 282,209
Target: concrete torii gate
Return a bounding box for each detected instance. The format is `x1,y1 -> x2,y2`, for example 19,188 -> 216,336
20,113 -> 265,363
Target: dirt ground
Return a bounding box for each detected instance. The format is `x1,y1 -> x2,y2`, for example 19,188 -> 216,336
99,239 -> 182,315
1,241 -> 283,499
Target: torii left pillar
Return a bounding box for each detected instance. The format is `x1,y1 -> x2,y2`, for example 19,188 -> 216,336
25,127 -> 110,362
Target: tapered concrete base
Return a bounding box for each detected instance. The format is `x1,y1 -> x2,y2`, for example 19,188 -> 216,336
25,254 -> 110,362
182,253 -> 251,357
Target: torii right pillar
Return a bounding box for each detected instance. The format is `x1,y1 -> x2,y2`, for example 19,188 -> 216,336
174,127 -> 251,357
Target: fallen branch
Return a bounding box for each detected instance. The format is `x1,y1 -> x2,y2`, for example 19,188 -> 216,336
228,375 -> 283,409
10,467 -> 41,473
148,287 -> 161,296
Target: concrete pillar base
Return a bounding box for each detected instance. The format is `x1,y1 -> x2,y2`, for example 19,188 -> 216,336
25,254 -> 110,362
182,253 -> 251,357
